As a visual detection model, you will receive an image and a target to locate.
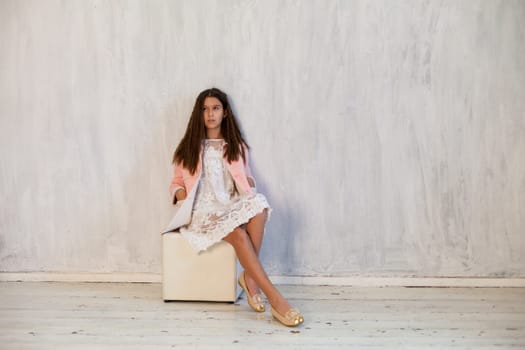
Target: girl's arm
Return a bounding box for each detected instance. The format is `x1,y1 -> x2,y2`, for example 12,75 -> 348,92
169,162 -> 187,204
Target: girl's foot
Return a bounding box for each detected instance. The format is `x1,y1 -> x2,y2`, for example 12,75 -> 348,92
238,272 -> 265,312
244,272 -> 262,296
269,297 -> 304,327
270,307 -> 304,327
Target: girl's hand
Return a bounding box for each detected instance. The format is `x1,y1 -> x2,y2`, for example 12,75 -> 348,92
175,188 -> 187,201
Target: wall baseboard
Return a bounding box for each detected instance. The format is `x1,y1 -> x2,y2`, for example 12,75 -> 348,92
268,276 -> 525,287
1,272 -> 524,287
0,272 -> 161,283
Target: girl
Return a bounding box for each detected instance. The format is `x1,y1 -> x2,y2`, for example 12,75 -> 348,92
168,88 -> 304,327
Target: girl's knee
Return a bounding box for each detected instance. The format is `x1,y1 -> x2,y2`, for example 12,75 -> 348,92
224,227 -> 249,246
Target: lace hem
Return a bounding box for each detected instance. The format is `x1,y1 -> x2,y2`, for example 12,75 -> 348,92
179,193 -> 271,252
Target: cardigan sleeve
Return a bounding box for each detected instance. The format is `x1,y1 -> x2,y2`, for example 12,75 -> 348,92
169,162 -> 185,205
243,144 -> 257,190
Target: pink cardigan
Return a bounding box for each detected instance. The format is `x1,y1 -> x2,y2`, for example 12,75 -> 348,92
169,143 -> 256,205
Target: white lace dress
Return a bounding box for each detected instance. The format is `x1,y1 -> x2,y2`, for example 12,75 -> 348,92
179,139 -> 271,252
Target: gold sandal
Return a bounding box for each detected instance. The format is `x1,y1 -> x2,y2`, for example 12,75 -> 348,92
238,271 -> 265,312
270,307 -> 304,327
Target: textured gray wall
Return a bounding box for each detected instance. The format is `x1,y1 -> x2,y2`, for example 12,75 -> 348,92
1,0 -> 524,277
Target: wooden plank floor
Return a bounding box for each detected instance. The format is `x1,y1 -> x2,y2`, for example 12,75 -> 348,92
0,282 -> 524,349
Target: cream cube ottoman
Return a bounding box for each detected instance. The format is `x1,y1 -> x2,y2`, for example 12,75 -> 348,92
162,232 -> 242,302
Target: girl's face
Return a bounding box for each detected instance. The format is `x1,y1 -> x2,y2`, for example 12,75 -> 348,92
202,96 -> 226,132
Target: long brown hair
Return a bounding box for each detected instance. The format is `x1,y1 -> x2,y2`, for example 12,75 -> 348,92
172,88 -> 249,174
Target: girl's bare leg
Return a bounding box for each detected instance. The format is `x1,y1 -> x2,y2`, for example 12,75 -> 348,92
223,226 -> 291,316
243,209 -> 268,295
